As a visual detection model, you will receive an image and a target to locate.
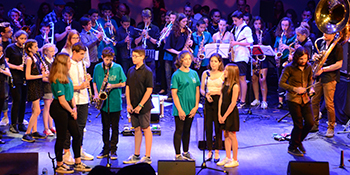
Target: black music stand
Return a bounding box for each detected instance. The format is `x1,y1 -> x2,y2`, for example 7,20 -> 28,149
244,45 -> 274,122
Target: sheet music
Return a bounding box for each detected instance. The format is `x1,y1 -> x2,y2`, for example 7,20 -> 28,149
248,45 -> 276,56
205,43 -> 230,58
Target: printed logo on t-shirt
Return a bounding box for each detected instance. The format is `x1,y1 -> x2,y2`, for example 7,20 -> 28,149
109,75 -> 116,81
57,91 -> 61,93
192,77 -> 196,84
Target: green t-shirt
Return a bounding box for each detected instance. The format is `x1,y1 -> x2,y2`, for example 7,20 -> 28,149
51,78 -> 74,102
93,62 -> 126,112
171,69 -> 200,116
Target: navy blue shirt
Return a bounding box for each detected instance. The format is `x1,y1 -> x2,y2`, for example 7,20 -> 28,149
115,26 -> 136,60
164,31 -> 188,61
135,23 -> 160,62
54,20 -> 82,52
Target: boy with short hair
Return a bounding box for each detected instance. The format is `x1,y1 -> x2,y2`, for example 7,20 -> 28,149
93,47 -> 126,159
123,46 -> 153,164
34,22 -> 51,49
63,42 -> 94,164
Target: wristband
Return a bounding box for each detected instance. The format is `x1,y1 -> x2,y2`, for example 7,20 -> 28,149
138,103 -> 144,108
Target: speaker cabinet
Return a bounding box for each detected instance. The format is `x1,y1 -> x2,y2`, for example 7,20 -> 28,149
0,152 -> 38,175
158,160 -> 195,175
287,161 -> 329,175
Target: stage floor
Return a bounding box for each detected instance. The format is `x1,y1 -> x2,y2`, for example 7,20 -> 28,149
1,100 -> 350,175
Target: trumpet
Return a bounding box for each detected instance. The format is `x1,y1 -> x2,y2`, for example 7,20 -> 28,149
142,25 -> 150,49
106,15 -> 113,36
157,21 -> 173,47
95,21 -> 116,46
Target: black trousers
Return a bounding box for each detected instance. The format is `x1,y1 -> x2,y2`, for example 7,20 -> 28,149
174,115 -> 194,154
50,99 -> 81,162
287,101 -> 314,149
205,95 -> 222,150
101,110 -> 121,153
10,83 -> 27,125
63,104 -> 88,149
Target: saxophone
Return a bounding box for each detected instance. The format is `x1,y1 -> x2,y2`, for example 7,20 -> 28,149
282,38 -> 298,67
183,25 -> 193,53
95,66 -> 110,110
82,60 -> 94,105
194,33 -> 205,69
276,30 -> 285,59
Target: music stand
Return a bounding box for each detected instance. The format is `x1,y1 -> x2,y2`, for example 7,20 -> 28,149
244,45 -> 275,122
205,43 -> 230,58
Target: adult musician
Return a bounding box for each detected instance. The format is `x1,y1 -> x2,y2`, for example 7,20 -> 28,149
250,16 -> 272,109
212,19 -> 234,66
230,10 -> 254,109
135,9 -> 160,89
164,13 -> 192,100
274,17 -> 296,109
310,33 -> 343,138
279,47 -> 314,157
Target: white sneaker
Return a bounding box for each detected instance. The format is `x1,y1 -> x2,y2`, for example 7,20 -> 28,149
63,151 -> 75,165
216,157 -> 231,166
84,128 -> 87,132
0,121 -> 6,126
261,101 -> 268,109
23,119 -> 29,125
250,99 -> 260,107
81,149 -> 94,160
1,117 -> 9,125
224,160 -> 239,168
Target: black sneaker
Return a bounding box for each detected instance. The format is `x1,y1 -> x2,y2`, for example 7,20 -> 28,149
298,144 -> 306,154
277,102 -> 283,109
31,132 -> 47,139
22,134 -> 35,143
110,151 -> 118,160
97,151 -> 108,159
288,148 -> 304,157
74,162 -> 92,172
56,164 -> 74,174
9,124 -> 19,133
18,124 -> 27,132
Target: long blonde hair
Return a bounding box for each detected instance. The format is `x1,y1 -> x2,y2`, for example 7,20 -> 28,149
222,63 -> 240,94
49,53 -> 70,84
63,29 -> 79,50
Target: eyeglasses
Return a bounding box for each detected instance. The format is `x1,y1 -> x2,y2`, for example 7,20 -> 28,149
72,37 -> 79,39
132,55 -> 142,58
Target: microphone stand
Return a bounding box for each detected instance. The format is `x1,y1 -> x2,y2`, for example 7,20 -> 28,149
243,45 -> 257,122
196,71 -> 227,175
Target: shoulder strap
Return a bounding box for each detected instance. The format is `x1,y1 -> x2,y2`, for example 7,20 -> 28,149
234,25 -> 248,41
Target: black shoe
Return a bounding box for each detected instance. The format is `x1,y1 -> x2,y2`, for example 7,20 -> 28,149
277,102 -> 283,109
9,124 -> 19,133
22,134 -> 35,143
298,144 -> 306,154
110,151 -> 118,160
0,130 -> 6,135
96,151 -> 108,159
0,139 -> 5,144
288,148 -> 304,157
31,132 -> 47,139
18,124 -> 27,132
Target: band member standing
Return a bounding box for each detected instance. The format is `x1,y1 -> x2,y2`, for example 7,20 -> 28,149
80,17 -> 102,92
0,44 -> 11,143
64,43 -> 94,162
208,9 -> 221,35
61,30 -> 90,68
124,47 -> 153,164
200,53 -> 224,163
212,19 -> 234,66
294,26 -> 313,58
172,51 -> 200,161
250,16 -> 273,109
115,15 -> 135,75
310,33 -> 343,137
41,43 -> 56,137
164,13 -> 192,100
5,30 -> 28,133
135,9 -> 160,89
279,47 -> 314,156
54,6 -> 82,52
230,10 -> 254,109
97,4 -> 118,60
192,19 -> 213,77
274,17 -> 296,109
22,39 -> 47,142
93,47 -> 126,159
49,53 -> 91,174
217,63 -> 240,168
